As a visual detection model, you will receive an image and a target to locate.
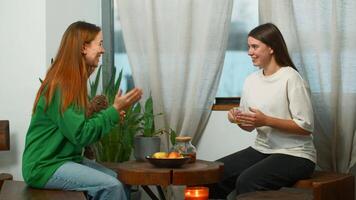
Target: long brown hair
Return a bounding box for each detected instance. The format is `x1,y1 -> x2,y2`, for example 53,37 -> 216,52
248,23 -> 297,71
33,21 -> 101,114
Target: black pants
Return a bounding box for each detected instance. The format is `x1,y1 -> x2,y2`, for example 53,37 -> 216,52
208,147 -> 315,199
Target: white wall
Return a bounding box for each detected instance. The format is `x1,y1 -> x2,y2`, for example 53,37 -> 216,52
0,0 -> 46,181
46,0 -> 101,67
0,0 -> 101,181
197,111 -> 256,161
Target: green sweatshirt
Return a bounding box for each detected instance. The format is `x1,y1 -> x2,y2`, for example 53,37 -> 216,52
22,89 -> 119,188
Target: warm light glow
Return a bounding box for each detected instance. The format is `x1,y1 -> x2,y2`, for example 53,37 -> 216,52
184,187 -> 209,200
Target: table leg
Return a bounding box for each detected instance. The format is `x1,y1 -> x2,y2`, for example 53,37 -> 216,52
156,186 -> 166,200
141,185 -> 160,200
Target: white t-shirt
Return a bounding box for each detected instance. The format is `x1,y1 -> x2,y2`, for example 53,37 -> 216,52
240,67 -> 316,163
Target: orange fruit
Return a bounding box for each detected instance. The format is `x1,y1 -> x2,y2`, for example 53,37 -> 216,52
168,152 -> 182,159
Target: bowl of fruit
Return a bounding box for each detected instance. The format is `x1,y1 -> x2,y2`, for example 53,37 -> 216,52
146,151 -> 190,168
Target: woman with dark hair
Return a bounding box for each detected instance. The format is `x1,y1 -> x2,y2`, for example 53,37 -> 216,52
209,23 -> 315,199
22,21 -> 142,200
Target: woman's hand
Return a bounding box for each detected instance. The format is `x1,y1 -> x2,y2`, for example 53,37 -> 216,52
227,108 -> 238,123
113,88 -> 143,112
236,107 -> 268,127
228,108 -> 256,132
249,107 -> 268,127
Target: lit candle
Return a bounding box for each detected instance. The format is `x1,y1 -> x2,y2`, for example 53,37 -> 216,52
184,187 -> 209,200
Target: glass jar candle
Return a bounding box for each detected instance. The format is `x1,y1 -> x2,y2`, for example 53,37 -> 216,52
171,136 -> 196,163
184,187 -> 209,200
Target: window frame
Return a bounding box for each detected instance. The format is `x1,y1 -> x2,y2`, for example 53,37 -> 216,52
101,0 -> 115,90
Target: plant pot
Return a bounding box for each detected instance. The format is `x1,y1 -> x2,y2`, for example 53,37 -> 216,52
134,136 -> 160,161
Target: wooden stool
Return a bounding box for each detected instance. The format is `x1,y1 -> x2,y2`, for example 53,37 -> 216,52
294,171 -> 354,200
0,180 -> 86,200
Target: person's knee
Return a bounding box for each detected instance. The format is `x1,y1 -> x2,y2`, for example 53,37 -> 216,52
235,172 -> 258,194
105,176 -> 124,189
96,179 -> 128,200
107,170 -> 118,179
108,182 -> 124,193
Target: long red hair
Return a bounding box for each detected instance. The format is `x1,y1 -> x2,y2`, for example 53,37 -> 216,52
33,21 -> 101,114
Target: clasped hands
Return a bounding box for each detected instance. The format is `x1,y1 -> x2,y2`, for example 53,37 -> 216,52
228,107 -> 268,128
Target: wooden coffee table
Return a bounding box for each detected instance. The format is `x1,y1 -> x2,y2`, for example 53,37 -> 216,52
104,160 -> 223,200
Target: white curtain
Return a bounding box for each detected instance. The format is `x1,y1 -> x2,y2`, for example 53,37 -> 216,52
259,0 -> 356,173
116,0 -> 233,150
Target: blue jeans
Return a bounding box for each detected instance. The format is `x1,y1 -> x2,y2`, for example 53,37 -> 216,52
44,158 -> 129,200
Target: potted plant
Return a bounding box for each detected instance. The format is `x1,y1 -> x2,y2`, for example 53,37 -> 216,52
87,66 -> 176,163
133,95 -> 177,161
87,66 -> 143,163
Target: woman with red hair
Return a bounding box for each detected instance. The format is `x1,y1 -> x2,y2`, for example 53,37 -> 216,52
22,21 -> 142,200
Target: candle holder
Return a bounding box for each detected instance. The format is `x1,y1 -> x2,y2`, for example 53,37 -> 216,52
184,186 -> 209,200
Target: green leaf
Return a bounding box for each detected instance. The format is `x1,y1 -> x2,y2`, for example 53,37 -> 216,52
144,96 -> 154,116
170,128 -> 177,145
114,69 -> 123,97
133,103 -> 141,113
89,66 -> 102,100
104,67 -> 117,104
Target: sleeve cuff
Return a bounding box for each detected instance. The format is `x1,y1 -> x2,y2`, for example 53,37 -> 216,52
104,106 -> 120,125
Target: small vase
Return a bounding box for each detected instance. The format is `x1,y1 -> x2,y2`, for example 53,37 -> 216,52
171,136 -> 196,163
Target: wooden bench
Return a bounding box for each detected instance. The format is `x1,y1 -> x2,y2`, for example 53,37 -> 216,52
0,120 -> 13,191
0,180 -> 86,200
293,171 -> 354,200
0,173 -> 13,189
236,187 -> 313,200
0,120 -> 10,151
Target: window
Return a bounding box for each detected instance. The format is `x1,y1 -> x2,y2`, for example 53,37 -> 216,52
101,0 -> 134,94
112,0 -> 134,93
216,0 -> 259,97
102,0 -> 258,99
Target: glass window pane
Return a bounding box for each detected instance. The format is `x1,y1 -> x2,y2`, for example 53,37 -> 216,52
216,0 -> 259,97
113,0 -> 134,93
112,0 -> 258,97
